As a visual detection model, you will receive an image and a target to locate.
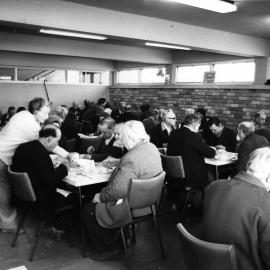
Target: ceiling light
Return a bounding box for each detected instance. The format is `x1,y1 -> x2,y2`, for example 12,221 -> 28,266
145,42 -> 191,50
40,29 -> 107,40
166,0 -> 237,13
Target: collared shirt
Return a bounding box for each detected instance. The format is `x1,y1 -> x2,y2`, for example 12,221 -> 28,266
161,122 -> 172,135
105,135 -> 114,146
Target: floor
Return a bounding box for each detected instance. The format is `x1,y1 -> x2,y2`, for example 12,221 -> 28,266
0,205 -> 202,270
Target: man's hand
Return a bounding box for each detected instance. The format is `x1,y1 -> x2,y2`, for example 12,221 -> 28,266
92,193 -> 101,203
87,146 -> 95,154
62,160 -> 71,171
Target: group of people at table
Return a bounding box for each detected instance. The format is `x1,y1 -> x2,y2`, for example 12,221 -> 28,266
0,97 -> 270,268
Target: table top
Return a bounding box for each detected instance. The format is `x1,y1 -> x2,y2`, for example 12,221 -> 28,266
205,151 -> 237,166
64,165 -> 113,187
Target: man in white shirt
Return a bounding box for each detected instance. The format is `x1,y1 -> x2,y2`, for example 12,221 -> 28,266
0,97 -> 69,233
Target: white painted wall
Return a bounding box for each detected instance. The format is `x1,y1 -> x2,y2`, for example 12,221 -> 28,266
0,82 -> 109,113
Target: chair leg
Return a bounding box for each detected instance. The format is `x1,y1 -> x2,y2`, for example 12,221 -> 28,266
131,224 -> 136,244
11,211 -> 27,247
182,191 -> 191,219
67,211 -> 74,248
29,221 -> 45,261
120,227 -> 131,269
152,216 -> 166,259
156,185 -> 167,217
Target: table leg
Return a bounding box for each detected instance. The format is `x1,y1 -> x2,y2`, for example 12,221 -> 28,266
215,166 -> 219,180
78,187 -> 87,257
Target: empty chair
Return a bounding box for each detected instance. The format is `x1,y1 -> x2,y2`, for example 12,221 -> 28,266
78,135 -> 102,154
160,154 -> 197,217
177,223 -> 238,270
119,171 -> 166,269
7,166 -> 73,261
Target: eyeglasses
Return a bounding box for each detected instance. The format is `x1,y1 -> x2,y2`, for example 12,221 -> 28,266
168,117 -> 176,120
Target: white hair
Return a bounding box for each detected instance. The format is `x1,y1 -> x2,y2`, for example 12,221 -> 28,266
121,120 -> 149,149
246,147 -> 270,190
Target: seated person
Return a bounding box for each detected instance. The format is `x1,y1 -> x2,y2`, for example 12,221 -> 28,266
167,114 -> 216,189
90,117 -> 125,162
255,110 -> 267,130
143,109 -> 160,135
118,105 -> 138,123
11,125 -> 71,230
81,120 -> 163,261
237,121 -> 269,172
203,147 -> 270,270
150,109 -> 176,148
207,117 -> 237,152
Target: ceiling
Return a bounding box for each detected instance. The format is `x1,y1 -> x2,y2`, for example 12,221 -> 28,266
63,0 -> 270,39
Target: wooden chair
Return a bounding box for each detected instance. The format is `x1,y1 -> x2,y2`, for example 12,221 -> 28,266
7,167 -> 73,261
119,171 -> 166,269
160,154 -> 198,218
177,223 -> 238,270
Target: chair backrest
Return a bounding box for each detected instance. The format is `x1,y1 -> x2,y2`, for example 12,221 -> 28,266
79,135 -> 102,153
177,223 -> 238,270
160,154 -> 185,179
128,171 -> 166,209
7,166 -> 37,203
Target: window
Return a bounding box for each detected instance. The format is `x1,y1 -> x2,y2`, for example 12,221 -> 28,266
214,62 -> 255,83
0,67 -> 15,81
176,60 -> 255,83
141,68 -> 166,83
176,65 -> 211,83
118,69 -> 139,84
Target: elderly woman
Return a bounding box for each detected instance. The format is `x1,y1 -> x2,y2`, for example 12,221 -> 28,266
0,97 -> 69,233
81,120 -> 163,261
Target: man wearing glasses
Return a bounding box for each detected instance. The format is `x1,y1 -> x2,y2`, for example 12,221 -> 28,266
150,109 -> 176,148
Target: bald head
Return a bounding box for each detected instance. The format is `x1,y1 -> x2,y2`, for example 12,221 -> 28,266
39,124 -> 61,152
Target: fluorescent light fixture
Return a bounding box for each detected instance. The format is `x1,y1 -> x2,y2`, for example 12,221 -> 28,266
145,42 -> 191,50
40,29 -> 107,40
166,0 -> 237,13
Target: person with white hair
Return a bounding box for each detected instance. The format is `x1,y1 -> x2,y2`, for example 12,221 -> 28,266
203,147 -> 270,270
150,109 -> 176,148
237,121 -> 269,171
81,120 -> 163,261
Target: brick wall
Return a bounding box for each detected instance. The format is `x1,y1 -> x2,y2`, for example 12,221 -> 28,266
109,86 -> 270,129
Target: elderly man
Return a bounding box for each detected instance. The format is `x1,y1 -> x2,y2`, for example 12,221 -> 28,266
90,117 -> 125,162
111,101 -> 126,123
203,147 -> 270,270
255,110 -> 267,130
81,121 -> 163,261
12,125 -> 71,230
150,109 -> 176,148
237,121 -> 269,171
167,114 -> 215,188
207,117 -> 237,152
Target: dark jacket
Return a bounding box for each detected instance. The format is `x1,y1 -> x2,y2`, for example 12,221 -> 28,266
150,123 -> 170,148
203,172 -> 270,270
118,112 -> 138,123
12,140 -> 68,218
211,127 -> 237,152
237,133 -> 269,171
167,126 -> 215,188
91,137 -> 125,162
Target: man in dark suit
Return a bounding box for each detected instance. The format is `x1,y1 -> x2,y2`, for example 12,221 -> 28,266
167,114 -> 215,188
0,106 -> 16,127
203,147 -> 270,270
207,117 -> 237,152
237,121 -> 269,171
90,117 -> 125,162
150,109 -> 176,148
12,125 -> 70,227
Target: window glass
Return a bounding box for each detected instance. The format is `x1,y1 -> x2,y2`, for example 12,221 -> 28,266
176,65 -> 210,82
118,70 -> 139,84
37,70 -> 66,83
141,68 -> 166,83
0,67 -> 15,81
214,62 -> 255,82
